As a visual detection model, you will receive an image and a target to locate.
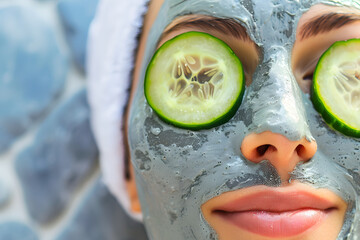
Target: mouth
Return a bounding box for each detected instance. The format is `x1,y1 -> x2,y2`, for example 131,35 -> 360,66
202,184 -> 345,238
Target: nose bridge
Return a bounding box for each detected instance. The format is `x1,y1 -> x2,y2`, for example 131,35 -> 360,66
243,46 -> 312,141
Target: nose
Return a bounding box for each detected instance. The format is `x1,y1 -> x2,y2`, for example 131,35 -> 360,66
241,131 -> 317,183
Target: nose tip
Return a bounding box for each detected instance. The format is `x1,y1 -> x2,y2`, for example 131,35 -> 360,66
240,131 -> 317,183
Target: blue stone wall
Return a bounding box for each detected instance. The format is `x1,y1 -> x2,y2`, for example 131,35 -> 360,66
0,1 -> 148,239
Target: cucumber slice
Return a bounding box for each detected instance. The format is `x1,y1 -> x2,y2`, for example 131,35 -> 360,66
144,31 -> 244,130
311,38 -> 360,138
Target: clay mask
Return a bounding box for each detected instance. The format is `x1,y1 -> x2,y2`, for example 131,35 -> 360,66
128,0 -> 360,239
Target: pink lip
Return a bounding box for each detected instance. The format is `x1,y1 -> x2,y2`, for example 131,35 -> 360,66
213,191 -> 336,237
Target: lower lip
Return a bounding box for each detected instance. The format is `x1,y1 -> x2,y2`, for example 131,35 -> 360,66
217,209 -> 327,237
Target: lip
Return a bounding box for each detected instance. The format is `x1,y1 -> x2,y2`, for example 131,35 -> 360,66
217,190 -> 335,212
204,185 -> 341,238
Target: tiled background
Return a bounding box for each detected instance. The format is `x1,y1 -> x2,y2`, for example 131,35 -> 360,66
0,0 -> 148,239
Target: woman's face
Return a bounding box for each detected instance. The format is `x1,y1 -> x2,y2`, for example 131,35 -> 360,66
127,0 -> 360,239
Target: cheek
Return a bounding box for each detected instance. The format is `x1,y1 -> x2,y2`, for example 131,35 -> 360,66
298,96 -> 360,206
130,112 -> 221,180
305,96 -> 360,170
130,103 -> 229,189
129,100 -> 280,192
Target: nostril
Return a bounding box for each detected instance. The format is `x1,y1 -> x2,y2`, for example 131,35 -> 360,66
241,132 -> 317,182
295,144 -> 305,157
256,144 -> 270,157
295,144 -> 315,161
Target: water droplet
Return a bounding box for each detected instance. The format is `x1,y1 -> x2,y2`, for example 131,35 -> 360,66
150,127 -> 161,135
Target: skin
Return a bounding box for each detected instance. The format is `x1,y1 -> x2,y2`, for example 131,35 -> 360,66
293,4 -> 360,93
125,0 -> 360,239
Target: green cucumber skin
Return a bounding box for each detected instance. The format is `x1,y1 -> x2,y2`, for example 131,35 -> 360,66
311,38 -> 360,138
311,89 -> 360,138
144,31 -> 245,130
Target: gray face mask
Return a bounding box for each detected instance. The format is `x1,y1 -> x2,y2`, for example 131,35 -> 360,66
128,0 -> 360,239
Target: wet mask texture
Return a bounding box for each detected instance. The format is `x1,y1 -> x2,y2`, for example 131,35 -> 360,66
128,0 -> 360,239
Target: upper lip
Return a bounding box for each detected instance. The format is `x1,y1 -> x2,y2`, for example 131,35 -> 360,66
212,189 -> 337,213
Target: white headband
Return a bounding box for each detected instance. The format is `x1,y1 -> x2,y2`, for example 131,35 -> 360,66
86,0 -> 149,221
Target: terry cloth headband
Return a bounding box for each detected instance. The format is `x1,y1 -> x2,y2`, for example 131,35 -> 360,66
86,0 -> 150,221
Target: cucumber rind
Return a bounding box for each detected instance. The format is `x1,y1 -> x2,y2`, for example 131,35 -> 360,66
311,38 -> 360,138
145,31 -> 245,130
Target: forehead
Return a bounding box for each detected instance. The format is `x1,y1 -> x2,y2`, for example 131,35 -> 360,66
152,0 -> 360,42
162,0 -> 360,19
141,0 -> 360,70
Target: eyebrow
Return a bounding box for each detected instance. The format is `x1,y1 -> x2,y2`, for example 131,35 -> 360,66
159,16 -> 251,44
299,12 -> 360,40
